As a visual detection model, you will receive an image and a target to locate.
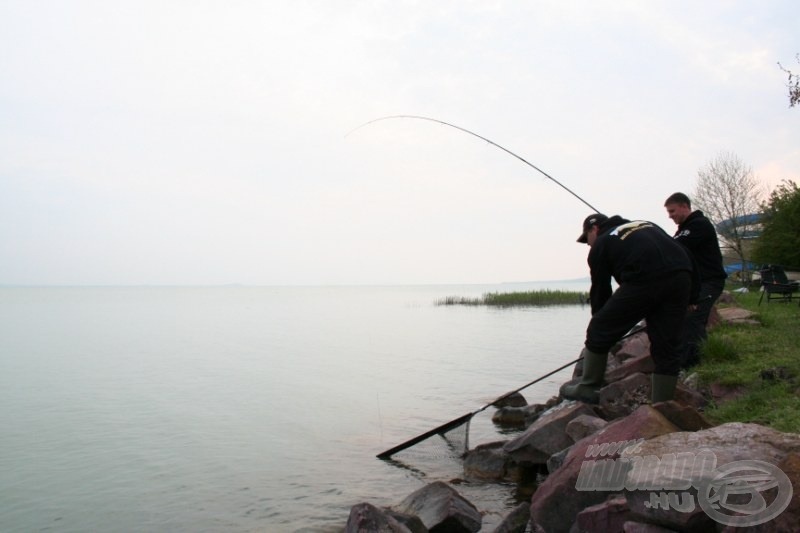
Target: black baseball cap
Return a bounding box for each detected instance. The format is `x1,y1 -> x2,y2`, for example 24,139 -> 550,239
577,213 -> 608,243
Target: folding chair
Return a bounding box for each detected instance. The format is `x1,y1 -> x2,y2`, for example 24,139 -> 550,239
758,265 -> 800,305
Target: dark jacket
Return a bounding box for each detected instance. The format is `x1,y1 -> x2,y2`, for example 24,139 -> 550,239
673,210 -> 727,282
588,215 -> 698,314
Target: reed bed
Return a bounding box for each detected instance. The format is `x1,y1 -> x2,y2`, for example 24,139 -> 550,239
435,290 -> 587,307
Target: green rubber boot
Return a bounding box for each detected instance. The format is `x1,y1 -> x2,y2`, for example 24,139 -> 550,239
559,348 -> 608,404
651,374 -> 678,403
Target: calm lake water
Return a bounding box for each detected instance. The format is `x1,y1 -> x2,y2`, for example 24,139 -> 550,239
0,283 -> 590,532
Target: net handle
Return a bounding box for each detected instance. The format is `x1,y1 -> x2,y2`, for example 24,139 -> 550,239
376,324 -> 647,459
477,323 -> 646,414
474,356 -> 582,416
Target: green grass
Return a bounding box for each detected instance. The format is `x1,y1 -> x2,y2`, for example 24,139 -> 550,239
696,290 -> 800,433
435,290 -> 587,307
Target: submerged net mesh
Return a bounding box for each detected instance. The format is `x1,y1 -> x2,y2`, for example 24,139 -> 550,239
380,417 -> 473,476
391,417 -> 471,461
377,411 -> 475,460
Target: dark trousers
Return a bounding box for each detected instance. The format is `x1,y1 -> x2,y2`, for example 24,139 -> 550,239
679,278 -> 725,368
585,271 -> 691,376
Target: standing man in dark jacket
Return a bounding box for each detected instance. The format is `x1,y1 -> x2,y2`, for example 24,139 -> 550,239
665,192 -> 727,369
560,214 -> 697,404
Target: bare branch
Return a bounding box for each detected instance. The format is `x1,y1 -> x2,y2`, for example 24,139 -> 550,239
692,151 -> 762,269
778,54 -> 800,108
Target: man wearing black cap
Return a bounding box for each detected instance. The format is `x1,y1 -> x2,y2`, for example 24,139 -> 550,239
560,214 -> 698,404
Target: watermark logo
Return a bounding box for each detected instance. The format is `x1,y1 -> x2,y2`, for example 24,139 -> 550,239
697,459 -> 793,527
576,447 -> 793,527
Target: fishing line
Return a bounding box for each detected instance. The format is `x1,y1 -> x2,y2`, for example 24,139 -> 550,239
376,392 -> 384,443
346,114 -> 601,212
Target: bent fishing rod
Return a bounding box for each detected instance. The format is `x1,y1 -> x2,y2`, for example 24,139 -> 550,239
346,114 -> 601,213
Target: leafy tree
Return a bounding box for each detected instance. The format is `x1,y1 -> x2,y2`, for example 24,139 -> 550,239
752,180 -> 800,268
778,54 -> 800,107
692,151 -> 762,276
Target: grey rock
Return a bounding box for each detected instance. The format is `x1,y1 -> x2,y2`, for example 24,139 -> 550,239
394,481 -> 481,533
504,402 -> 597,464
566,414 -> 609,443
346,502 -> 413,533
463,441 -> 514,481
492,391 -> 528,408
492,406 -> 528,427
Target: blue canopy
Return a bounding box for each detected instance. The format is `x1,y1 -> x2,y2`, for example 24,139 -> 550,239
723,261 -> 759,275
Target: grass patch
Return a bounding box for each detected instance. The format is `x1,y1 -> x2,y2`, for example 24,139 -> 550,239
700,332 -> 740,364
706,382 -> 800,433
435,290 -> 587,307
696,290 -> 800,432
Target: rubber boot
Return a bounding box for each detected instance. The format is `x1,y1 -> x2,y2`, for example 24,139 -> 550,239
651,374 -> 678,403
559,348 -> 608,404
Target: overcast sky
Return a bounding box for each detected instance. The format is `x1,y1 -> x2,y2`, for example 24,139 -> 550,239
1,1 -> 797,286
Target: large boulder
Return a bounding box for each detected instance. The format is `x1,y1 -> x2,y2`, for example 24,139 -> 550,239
394,481 -> 481,533
624,423 -> 800,532
504,402 -> 597,464
529,405 -> 680,533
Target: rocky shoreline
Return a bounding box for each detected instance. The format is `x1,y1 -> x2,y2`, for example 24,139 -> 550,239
341,300 -> 800,532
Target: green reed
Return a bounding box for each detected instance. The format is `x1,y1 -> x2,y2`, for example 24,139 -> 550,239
435,290 -> 587,307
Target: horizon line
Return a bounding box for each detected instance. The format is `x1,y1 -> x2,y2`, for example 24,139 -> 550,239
0,278 -> 591,289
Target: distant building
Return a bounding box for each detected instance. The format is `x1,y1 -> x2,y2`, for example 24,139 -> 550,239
714,213 -> 762,240
715,213 -> 762,283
